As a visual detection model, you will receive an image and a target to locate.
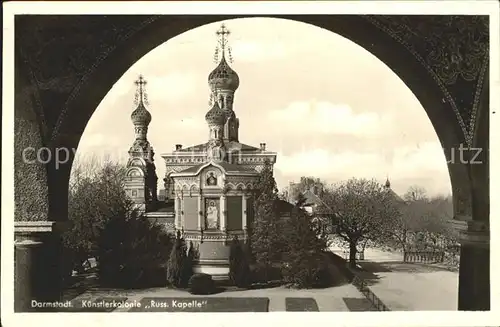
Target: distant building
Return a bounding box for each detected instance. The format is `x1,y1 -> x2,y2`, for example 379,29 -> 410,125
124,23 -> 278,280
286,177 -> 402,235
286,181 -> 333,233
384,176 -> 405,204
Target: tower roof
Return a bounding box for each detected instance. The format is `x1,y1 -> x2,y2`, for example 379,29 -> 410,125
208,56 -> 240,91
208,23 -> 239,91
131,75 -> 152,126
205,100 -> 226,125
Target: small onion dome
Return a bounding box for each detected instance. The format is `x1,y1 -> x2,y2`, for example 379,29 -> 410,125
385,178 -> 391,188
131,102 -> 152,126
208,56 -> 240,91
205,101 -> 226,125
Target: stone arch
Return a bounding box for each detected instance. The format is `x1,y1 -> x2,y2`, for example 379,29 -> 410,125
13,15 -> 491,311
52,16 -> 472,220
236,183 -> 245,191
189,184 -> 199,196
225,183 -> 235,191
127,157 -> 146,167
126,167 -> 144,177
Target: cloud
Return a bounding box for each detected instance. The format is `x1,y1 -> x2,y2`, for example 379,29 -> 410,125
275,149 -> 384,179
101,71 -> 199,107
268,101 -> 389,136
274,141 -> 450,193
391,141 -> 448,176
230,40 -> 287,62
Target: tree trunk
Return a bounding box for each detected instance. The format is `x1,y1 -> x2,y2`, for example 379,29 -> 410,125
362,239 -> 368,252
349,241 -> 357,268
402,230 -> 407,253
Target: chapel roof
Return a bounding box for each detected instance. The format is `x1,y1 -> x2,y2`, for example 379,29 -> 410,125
174,141 -> 260,153
205,100 -> 226,126
301,189 -> 324,206
208,55 -> 240,92
208,23 -> 239,92
176,161 -> 258,175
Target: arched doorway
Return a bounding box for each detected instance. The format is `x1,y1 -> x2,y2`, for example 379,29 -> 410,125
13,14 -> 489,312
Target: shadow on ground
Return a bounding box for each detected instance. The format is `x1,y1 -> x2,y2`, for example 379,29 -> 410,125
360,261 -> 452,273
353,261 -> 453,287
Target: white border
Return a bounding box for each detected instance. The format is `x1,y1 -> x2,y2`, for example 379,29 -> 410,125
2,1 -> 499,327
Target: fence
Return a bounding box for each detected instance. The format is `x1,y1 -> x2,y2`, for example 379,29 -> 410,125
351,276 -> 390,311
342,250 -> 365,261
329,252 -> 389,311
403,251 -> 445,263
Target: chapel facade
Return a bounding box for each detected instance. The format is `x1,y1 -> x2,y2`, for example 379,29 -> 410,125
124,23 -> 277,280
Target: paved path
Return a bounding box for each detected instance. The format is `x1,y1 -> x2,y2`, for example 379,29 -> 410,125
330,245 -> 459,311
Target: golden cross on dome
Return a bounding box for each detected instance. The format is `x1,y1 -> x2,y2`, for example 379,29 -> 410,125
134,75 -> 148,104
216,23 -> 231,51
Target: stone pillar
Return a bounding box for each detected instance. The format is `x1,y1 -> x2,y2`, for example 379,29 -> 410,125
451,219 -> 490,310
242,195 -> 248,230
198,191 -> 203,229
174,195 -> 181,229
220,194 -> 227,231
15,221 -> 65,312
180,193 -> 185,228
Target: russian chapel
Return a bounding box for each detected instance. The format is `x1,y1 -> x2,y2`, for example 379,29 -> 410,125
124,23 -> 278,279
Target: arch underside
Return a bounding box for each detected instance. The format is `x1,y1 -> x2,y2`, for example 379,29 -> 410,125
12,13 -> 491,312
14,14 -> 488,225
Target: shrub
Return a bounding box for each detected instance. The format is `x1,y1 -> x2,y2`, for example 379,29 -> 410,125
250,263 -> 282,284
188,273 -> 215,295
309,259 -> 334,288
229,237 -> 251,288
281,252 -> 345,289
97,210 -> 172,288
280,204 -> 329,288
166,230 -> 187,288
281,254 -> 319,288
251,159 -> 284,269
180,241 -> 195,288
324,251 -> 354,281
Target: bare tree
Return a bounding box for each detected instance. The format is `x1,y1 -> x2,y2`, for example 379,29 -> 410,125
64,154 -> 131,272
320,178 -> 400,268
393,188 -> 455,251
404,185 -> 428,202
390,198 -> 428,252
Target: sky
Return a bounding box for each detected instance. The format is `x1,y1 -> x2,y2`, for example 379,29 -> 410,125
75,17 -> 452,197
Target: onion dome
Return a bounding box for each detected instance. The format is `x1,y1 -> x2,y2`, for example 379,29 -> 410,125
131,101 -> 152,126
208,55 -> 240,91
385,177 -> 391,189
205,101 -> 226,125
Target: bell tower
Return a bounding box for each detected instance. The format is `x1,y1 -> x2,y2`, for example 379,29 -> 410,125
208,23 -> 240,143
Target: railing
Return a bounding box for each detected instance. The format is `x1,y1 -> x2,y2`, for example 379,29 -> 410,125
403,251 -> 445,263
342,250 -> 365,261
329,251 -> 390,311
352,276 -> 390,311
